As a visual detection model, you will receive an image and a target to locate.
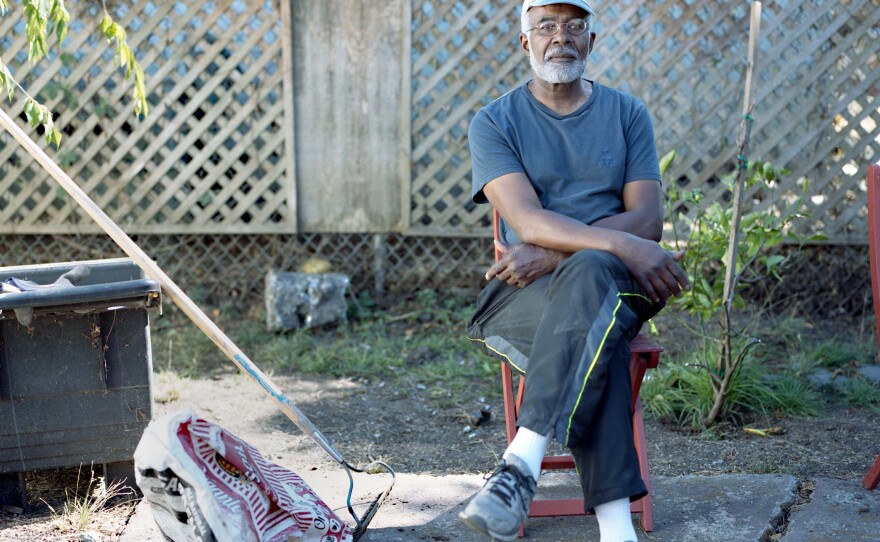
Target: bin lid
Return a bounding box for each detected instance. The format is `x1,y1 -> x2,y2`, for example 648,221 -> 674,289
0,279 -> 160,326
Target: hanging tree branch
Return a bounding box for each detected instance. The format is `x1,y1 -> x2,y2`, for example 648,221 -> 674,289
0,0 -> 148,148
99,0 -> 148,118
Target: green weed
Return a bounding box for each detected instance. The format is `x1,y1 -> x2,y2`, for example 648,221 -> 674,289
152,289 -> 494,402
767,377 -> 822,418
797,339 -> 873,370
836,377 -> 880,412
641,342 -> 821,429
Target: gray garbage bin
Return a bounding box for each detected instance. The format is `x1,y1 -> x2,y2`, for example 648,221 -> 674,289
0,258 -> 160,509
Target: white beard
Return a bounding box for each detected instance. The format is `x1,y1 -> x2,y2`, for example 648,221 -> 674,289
529,45 -> 586,84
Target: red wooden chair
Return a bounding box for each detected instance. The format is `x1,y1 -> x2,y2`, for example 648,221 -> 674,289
864,163 -> 880,491
491,210 -> 660,534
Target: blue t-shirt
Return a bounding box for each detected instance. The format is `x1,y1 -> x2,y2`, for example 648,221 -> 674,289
468,80 -> 661,244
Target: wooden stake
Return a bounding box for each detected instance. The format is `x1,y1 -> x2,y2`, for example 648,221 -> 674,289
722,1 -> 763,308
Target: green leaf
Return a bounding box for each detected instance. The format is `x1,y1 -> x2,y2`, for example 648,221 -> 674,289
97,13 -> 149,120
763,255 -> 784,269
56,18 -> 67,42
50,126 -> 62,147
99,14 -> 112,35
59,52 -> 75,68
696,293 -> 712,308
0,64 -> 12,102
659,150 -> 676,176
24,101 -> 39,127
122,48 -> 132,75
58,150 -> 78,167
93,96 -> 112,117
44,81 -> 60,99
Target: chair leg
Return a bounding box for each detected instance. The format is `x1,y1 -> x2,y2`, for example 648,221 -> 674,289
632,398 -> 653,532
501,362 -> 518,445
864,454 -> 880,490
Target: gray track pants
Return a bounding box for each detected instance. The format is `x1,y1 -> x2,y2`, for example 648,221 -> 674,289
467,249 -> 662,510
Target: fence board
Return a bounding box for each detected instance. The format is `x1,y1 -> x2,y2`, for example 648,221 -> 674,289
279,0 -> 298,231
290,0 -> 407,232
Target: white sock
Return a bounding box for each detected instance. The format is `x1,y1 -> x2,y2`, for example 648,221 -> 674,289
595,498 -> 637,542
502,427 -> 550,480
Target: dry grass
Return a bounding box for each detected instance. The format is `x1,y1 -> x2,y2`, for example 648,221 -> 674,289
45,466 -> 136,533
0,466 -> 138,542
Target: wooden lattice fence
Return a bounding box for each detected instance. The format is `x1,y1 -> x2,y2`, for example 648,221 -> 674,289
2,0 -> 878,239
409,0 -> 880,242
0,0 -> 297,234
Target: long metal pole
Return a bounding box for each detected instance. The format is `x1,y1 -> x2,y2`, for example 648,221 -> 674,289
0,106 -> 344,464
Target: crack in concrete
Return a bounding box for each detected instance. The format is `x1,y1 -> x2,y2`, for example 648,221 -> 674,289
761,478 -> 816,542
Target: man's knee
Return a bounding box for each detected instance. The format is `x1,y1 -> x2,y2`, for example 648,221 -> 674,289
555,249 -> 628,283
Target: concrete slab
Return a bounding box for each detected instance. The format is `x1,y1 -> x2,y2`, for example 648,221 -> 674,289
782,477 -> 880,542
120,471 -> 805,541
119,499 -> 162,542
650,474 -> 798,542
361,473 -> 800,541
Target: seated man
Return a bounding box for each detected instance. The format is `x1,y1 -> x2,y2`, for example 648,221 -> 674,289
458,1 -> 689,541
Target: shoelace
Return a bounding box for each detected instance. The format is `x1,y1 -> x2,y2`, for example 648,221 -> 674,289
484,461 -> 534,515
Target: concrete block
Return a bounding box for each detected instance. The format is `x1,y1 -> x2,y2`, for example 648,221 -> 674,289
856,365 -> 880,384
265,271 -> 350,331
808,369 -> 849,388
782,477 -> 880,542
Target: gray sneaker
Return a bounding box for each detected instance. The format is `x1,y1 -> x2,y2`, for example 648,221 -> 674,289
458,454 -> 537,541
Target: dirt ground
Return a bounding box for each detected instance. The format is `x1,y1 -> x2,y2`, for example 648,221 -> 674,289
146,370 -> 880,482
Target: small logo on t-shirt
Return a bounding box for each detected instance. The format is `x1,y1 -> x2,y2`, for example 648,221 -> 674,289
599,150 -> 620,168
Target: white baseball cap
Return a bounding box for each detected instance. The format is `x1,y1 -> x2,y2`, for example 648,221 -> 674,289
522,0 -> 595,17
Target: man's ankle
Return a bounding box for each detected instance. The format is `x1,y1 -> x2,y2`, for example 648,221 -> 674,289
503,427 -> 550,480
595,497 -> 637,542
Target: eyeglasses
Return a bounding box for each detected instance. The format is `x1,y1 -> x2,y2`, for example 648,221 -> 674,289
524,18 -> 589,36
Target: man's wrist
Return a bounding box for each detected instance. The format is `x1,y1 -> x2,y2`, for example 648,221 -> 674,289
604,229 -> 635,257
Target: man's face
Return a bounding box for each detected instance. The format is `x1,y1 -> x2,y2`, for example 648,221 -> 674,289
521,3 -> 596,85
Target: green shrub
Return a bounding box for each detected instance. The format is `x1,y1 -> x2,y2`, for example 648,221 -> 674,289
656,150 -> 822,427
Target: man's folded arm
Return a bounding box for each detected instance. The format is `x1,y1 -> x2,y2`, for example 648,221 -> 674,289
483,173 -> 689,302
590,180 -> 664,241
483,172 -> 631,254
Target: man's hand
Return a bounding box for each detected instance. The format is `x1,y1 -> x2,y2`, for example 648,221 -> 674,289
486,241 -> 568,288
614,235 -> 690,303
